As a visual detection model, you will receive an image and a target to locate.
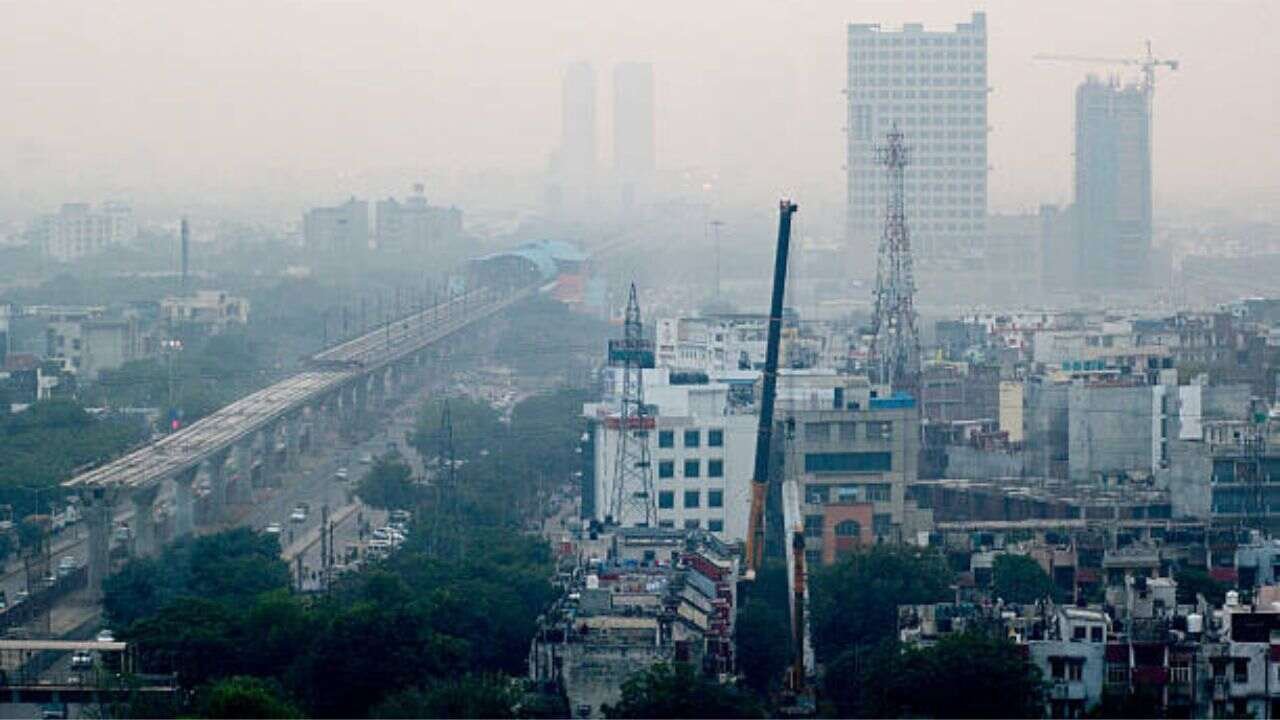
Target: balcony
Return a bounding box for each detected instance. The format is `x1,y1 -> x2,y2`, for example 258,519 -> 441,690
1049,681 -> 1087,701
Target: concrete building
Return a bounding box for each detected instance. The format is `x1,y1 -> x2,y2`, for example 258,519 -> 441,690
552,61 -> 597,216
585,369 -> 756,541
654,315 -> 770,373
1074,77 -> 1152,290
303,197 -> 369,254
34,202 -> 136,262
46,317 -> 147,380
374,185 -> 463,254
781,373 -> 925,562
612,62 -> 655,208
160,291 -> 249,336
845,12 -> 987,268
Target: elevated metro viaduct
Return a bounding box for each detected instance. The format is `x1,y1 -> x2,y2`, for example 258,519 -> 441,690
62,282 -> 535,598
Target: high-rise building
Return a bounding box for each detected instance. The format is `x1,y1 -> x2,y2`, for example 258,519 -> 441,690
1073,77 -> 1151,289
33,202 -> 137,263
560,61 -> 597,190
374,184 -> 463,254
613,62 -> 655,207
303,197 -> 369,254
845,12 -> 988,271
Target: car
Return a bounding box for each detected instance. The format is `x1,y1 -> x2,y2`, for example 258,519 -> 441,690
96,629 -> 114,643
359,453 -> 374,465
71,650 -> 93,669
57,556 -> 77,577
389,509 -> 412,523
264,523 -> 282,535
334,467 -> 349,481
289,506 -> 307,523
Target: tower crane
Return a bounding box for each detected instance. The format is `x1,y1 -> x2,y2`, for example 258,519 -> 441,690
1034,40 -> 1179,97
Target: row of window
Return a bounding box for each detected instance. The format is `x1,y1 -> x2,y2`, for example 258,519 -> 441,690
855,76 -> 985,88
657,459 -> 724,479
853,64 -> 985,76
850,178 -> 987,192
848,35 -> 985,48
851,50 -> 984,61
805,420 -> 894,443
657,518 -> 724,532
658,489 -> 724,509
850,89 -> 987,101
657,428 -> 724,449
851,165 -> 985,177
802,511 -> 895,535
805,483 -> 892,505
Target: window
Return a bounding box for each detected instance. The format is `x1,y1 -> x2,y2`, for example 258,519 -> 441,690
708,429 -> 724,447
708,490 -> 723,508
658,519 -> 674,528
835,485 -> 861,504
805,422 -> 833,442
839,422 -> 859,443
873,513 -> 892,537
865,483 -> 891,502
1234,658 -> 1249,684
867,421 -> 893,440
1073,626 -> 1087,641
708,519 -> 724,532
684,519 -> 701,529
684,429 -> 700,448
1107,663 -> 1128,685
1067,659 -> 1083,682
835,520 -> 862,538
805,550 -> 822,567
1090,627 -> 1103,642
708,459 -> 724,478
658,491 -> 674,509
658,430 -> 674,448
804,515 -> 824,538
684,460 -> 701,478
684,490 -> 700,508
805,485 -> 830,504
658,461 -> 674,479
1050,657 -> 1065,680
805,452 -> 892,473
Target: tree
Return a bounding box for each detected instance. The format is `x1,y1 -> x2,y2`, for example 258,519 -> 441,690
603,663 -> 763,719
809,545 -> 953,663
827,632 -> 1045,719
356,456 -> 417,510
200,676 -> 302,719
373,675 -> 518,719
1174,567 -> 1228,606
992,554 -> 1056,604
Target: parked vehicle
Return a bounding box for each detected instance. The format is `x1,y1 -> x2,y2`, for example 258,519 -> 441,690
389,509 -> 412,523
359,453 -> 374,465
334,467 -> 349,481
264,523 -> 282,535
71,651 -> 93,669
289,505 -> 307,523
96,629 -> 114,643
57,556 -> 77,577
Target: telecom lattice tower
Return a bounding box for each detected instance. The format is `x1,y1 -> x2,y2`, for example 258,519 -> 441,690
868,125 -> 922,392
608,284 -> 657,527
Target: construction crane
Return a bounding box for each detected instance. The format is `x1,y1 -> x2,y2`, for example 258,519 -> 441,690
1034,40 -> 1179,96
743,199 -> 797,578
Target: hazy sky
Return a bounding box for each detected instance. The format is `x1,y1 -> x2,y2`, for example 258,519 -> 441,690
2,0 -> 1276,221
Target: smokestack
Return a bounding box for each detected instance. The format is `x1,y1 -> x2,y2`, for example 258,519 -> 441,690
180,217 -> 189,291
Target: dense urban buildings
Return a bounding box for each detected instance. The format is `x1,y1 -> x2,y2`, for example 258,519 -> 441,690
302,197 -> 369,254
845,12 -> 988,269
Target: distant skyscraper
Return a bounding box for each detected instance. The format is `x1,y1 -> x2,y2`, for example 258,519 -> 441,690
1073,77 -> 1152,289
613,62 -> 655,207
846,12 -> 988,271
560,62 -> 597,188
303,197 -> 369,254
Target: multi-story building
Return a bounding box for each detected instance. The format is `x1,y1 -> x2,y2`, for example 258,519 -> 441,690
1074,77 -> 1152,290
303,197 -> 369,254
781,372 -> 925,563
374,184 -> 463,254
845,12 -> 987,268
585,369 -> 756,541
613,62 -> 655,208
654,315 -> 769,373
34,202 -> 136,262
160,291 -> 250,336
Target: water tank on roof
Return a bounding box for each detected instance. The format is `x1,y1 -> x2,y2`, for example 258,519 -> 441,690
1227,590 -> 1240,607
1187,613 -> 1204,634
586,574 -> 600,590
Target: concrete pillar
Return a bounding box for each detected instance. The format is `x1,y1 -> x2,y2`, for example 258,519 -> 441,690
83,487 -> 115,602
130,484 -> 161,557
232,441 -> 254,503
205,449 -> 231,524
173,466 -> 199,537
354,380 -> 368,413
283,415 -> 300,470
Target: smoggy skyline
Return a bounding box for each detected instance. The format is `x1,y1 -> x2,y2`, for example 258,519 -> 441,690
1,0 -> 1276,222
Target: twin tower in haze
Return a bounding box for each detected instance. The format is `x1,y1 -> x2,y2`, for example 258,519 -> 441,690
549,62 -> 655,219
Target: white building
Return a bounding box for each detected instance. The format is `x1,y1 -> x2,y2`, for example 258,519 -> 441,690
303,197 -> 369,254
161,291 -> 250,335
845,12 -> 988,267
35,202 -> 137,262
655,315 -> 768,373
585,368 -> 756,542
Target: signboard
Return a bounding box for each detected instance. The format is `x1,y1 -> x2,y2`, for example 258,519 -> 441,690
608,338 -> 655,368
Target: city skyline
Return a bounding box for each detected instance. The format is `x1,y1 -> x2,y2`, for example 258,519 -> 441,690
1,0 -> 1276,222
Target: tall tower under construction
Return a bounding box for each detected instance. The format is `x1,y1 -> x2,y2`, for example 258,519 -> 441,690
868,126 -> 921,393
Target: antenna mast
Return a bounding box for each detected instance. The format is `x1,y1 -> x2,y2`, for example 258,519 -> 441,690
608,284 -> 657,526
